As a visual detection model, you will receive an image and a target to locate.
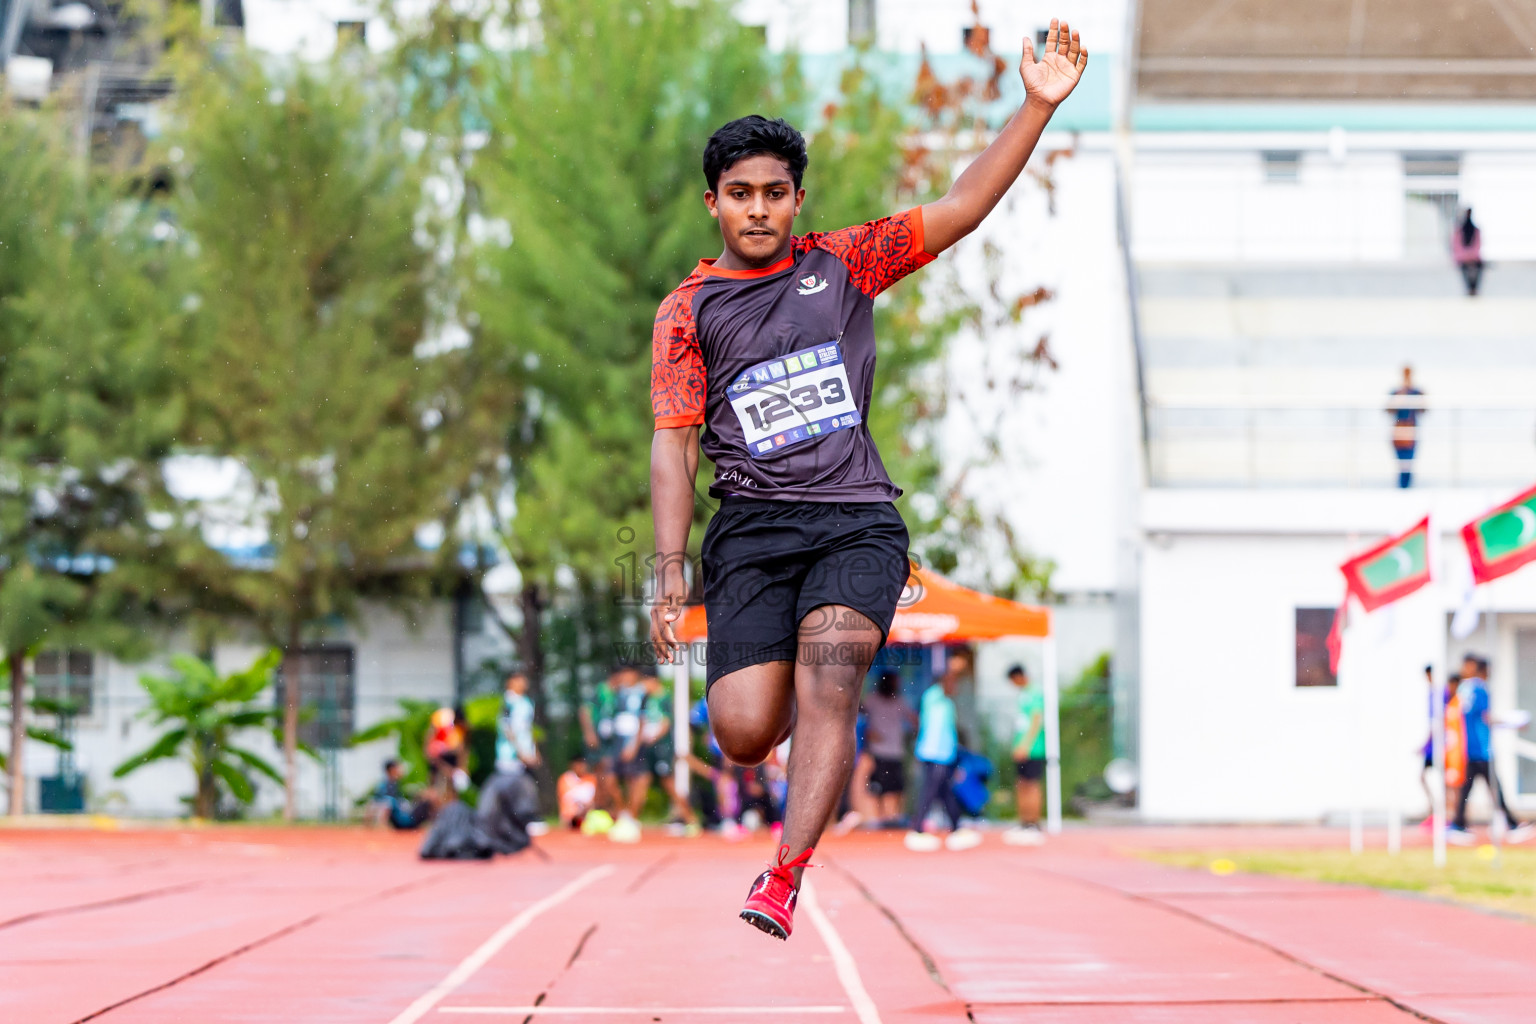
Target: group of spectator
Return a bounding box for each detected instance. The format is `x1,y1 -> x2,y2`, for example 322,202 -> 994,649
839,650 -> 1049,851
370,669 -> 543,859
370,651 -> 1055,851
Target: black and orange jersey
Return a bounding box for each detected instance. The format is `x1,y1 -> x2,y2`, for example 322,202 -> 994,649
651,208 -> 933,502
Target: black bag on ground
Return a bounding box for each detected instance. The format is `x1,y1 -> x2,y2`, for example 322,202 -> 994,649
418,799 -> 495,860
477,769 -> 538,855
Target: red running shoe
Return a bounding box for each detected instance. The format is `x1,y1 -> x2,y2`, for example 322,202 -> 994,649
740,845 -> 813,940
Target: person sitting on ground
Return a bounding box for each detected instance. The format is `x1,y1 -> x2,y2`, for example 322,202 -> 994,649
906,650 -> 982,853
370,759 -> 433,830
1004,664 -> 1048,846
558,755 -> 598,830
863,670 -> 916,828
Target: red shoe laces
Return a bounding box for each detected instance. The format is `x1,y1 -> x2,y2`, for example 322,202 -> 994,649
765,844 -> 815,895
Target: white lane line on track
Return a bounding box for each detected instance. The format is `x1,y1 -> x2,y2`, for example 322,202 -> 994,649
386,864 -> 615,1024
800,877 -> 883,1024
438,1008 -> 845,1016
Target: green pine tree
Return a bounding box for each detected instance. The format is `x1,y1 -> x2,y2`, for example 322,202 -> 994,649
167,53 -> 482,819
0,107 -> 183,814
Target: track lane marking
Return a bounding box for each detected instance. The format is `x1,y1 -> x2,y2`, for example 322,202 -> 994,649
437,1008 -> 845,1015
386,865 -> 615,1024
801,877 -> 883,1024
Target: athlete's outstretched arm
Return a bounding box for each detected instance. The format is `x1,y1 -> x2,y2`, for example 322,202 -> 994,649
921,18 -> 1087,256
650,424 -> 700,664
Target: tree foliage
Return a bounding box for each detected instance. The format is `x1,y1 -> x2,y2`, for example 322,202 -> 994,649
0,107 -> 184,811
163,52 -> 493,816
113,650 -> 286,818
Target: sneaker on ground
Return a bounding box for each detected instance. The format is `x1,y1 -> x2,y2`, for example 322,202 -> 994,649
1002,825 -> 1047,846
944,827 -> 983,851
740,845 -> 813,941
904,830 -> 942,852
1446,826 -> 1476,846
664,820 -> 688,837
833,810 -> 862,836
526,820 -> 549,837
608,815 -> 642,844
1507,823 -> 1535,845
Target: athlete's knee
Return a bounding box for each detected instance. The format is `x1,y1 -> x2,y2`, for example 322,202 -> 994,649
713,724 -> 778,767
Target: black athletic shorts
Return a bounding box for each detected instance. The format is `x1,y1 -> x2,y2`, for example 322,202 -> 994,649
1015,757 -> 1046,782
867,756 -> 906,796
701,497 -> 910,688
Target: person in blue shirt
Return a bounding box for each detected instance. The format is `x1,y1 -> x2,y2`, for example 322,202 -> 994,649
1450,654 -> 1531,843
905,650 -> 981,852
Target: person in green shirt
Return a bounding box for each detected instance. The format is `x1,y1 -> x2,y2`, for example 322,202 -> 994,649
579,664 -> 632,815
1004,664 -> 1047,846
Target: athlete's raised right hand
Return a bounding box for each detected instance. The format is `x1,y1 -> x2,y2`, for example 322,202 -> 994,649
649,557 -> 690,664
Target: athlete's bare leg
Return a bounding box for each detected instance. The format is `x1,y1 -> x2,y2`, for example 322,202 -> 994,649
709,660 -> 795,769
783,606 -> 880,882
710,607 -> 878,883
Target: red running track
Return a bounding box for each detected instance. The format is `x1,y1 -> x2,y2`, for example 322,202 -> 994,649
1,824 -> 1533,1023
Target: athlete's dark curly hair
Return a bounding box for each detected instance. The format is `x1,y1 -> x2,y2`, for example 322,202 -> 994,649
702,115 -> 808,192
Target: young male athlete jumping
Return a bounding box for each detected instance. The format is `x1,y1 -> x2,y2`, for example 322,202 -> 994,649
649,21 -> 1088,940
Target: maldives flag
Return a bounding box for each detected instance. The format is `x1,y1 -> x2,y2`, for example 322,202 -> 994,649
1462,483 -> 1536,585
1339,516 -> 1432,613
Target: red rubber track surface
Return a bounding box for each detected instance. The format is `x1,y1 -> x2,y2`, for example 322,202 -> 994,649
1,824 -> 1531,1023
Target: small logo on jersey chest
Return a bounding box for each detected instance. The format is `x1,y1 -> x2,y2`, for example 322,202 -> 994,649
797,273 -> 829,296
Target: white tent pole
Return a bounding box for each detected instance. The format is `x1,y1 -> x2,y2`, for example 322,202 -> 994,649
673,643 -> 690,800
1043,626 -> 1062,835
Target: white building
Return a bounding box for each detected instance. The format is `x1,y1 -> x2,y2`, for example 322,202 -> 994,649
1129,0 -> 1536,822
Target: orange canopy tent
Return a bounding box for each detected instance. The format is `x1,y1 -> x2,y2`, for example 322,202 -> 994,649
669,565 -> 1051,643
665,565 -> 1063,832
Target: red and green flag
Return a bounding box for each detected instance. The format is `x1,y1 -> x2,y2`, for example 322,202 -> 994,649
1462,483 -> 1536,585
1339,516 -> 1433,613
1329,517 -> 1434,672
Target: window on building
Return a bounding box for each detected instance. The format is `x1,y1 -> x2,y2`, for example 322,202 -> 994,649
1262,151 -> 1302,183
33,651 -> 95,715
962,24 -> 993,52
1404,152 -> 1461,179
1295,609 -> 1337,687
336,21 -> 367,48
275,646 -> 356,748
849,0 -> 876,46
213,0 -> 245,28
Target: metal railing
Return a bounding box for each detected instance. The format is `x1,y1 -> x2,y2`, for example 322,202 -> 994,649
1147,396 -> 1536,489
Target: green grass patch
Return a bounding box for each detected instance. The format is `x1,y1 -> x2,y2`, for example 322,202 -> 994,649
1146,846 -> 1536,922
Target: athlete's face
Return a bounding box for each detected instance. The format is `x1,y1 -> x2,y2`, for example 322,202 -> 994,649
705,154 -> 804,268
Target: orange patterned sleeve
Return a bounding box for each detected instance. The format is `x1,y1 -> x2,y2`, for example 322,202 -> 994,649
651,275 -> 707,429
796,208 -> 936,299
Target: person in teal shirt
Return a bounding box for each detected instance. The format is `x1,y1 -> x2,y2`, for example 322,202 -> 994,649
1004,664 -> 1047,845
905,650 -> 981,852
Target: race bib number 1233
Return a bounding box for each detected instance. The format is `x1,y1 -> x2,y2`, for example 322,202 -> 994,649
726,342 -> 861,459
